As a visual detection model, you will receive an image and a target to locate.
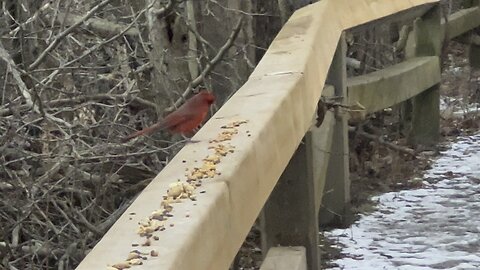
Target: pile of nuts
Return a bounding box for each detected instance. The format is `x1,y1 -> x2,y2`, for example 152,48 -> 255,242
108,120 -> 248,269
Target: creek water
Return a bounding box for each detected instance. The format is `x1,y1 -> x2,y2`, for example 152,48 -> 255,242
324,133 -> 480,270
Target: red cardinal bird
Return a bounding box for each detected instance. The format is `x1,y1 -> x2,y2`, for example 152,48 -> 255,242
123,90 -> 215,142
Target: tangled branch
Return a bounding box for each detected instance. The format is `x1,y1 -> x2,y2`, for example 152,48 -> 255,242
0,0 -> 252,269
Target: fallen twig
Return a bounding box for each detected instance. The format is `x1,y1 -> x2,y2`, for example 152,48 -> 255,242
351,127 -> 418,157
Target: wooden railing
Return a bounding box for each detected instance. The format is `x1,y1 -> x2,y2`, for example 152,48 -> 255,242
76,0 -> 480,269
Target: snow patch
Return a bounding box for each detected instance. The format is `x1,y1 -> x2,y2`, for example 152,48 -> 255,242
325,133 -> 480,269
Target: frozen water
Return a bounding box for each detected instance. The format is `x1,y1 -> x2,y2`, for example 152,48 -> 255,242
325,133 -> 480,270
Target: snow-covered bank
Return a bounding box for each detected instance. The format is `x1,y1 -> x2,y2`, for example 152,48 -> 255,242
324,133 -> 480,270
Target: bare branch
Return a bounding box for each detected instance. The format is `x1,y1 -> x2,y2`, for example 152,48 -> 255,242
0,92 -> 158,117
28,0 -> 115,70
350,127 -> 419,157
8,1 -> 53,36
277,0 -> 290,24
0,43 -> 33,107
0,41 -> 72,127
186,0 -> 199,79
168,17 -> 243,110
36,4 -> 151,90
150,0 -> 177,18
47,11 -> 140,38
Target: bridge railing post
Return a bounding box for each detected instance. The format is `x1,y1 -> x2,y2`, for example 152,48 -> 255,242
319,32 -> 350,226
464,0 -> 480,69
260,34 -> 348,270
259,85 -> 337,269
406,4 -> 442,146
260,129 -> 321,270
259,52 -> 343,270
462,0 -> 480,7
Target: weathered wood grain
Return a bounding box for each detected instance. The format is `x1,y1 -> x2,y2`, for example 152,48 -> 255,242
347,56 -> 441,113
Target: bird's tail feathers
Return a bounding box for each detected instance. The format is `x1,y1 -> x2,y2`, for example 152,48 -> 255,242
122,122 -> 165,142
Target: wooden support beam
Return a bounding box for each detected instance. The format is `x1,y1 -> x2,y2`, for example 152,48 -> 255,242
399,97 -> 413,137
260,247 -> 307,270
410,84 -> 441,144
469,42 -> 480,68
462,0 -> 480,8
260,85 -> 335,269
313,87 -> 335,214
451,2 -> 480,69
408,4 -> 442,146
347,56 -> 441,113
319,33 -> 350,226
417,6 -> 443,57
460,2 -> 480,69
260,130 -> 321,270
444,7 -> 480,39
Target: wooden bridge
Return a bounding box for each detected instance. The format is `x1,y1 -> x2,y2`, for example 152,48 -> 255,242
77,0 -> 480,269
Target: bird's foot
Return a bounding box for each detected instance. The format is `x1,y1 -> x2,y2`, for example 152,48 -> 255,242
180,135 -> 200,144
186,139 -> 200,144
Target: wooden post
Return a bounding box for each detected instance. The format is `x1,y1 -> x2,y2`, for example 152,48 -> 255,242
319,32 -> 350,226
406,5 -> 442,146
259,84 -> 335,270
260,130 -> 322,270
260,247 -> 307,270
462,0 -> 480,8
398,99 -> 413,136
462,0 -> 480,69
469,43 -> 480,69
